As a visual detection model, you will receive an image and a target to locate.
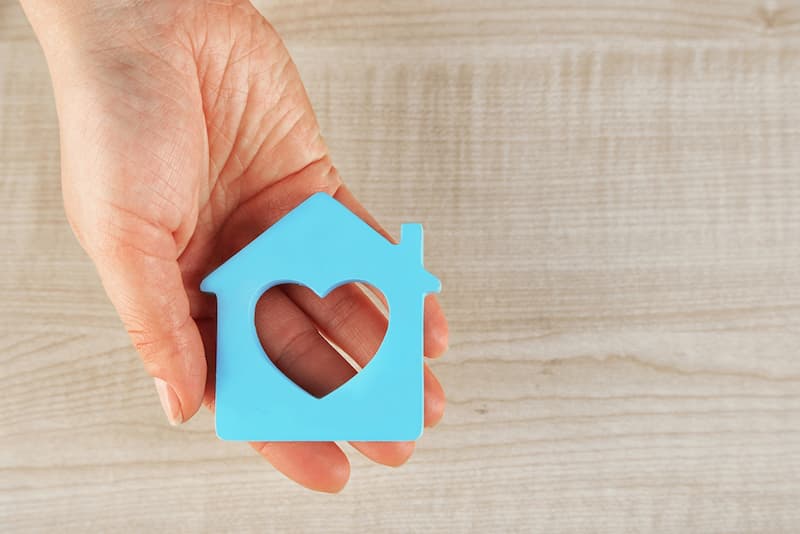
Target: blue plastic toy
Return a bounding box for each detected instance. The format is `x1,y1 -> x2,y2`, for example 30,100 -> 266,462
201,192 -> 441,441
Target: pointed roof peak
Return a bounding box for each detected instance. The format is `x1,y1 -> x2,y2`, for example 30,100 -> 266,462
201,191 -> 439,295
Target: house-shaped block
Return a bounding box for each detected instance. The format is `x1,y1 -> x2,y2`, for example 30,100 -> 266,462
201,192 -> 441,441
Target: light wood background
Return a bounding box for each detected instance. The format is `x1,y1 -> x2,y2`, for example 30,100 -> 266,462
2,1 -> 800,532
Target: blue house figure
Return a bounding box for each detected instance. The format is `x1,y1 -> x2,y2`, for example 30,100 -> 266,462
201,192 -> 441,441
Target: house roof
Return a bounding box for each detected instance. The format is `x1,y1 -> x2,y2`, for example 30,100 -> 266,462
200,192 -> 440,296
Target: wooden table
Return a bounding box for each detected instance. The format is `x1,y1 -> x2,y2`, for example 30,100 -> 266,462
2,1 -> 799,531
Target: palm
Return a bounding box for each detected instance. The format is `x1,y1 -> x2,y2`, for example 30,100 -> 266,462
54,2 -> 447,492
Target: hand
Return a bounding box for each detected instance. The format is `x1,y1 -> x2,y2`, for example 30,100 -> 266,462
21,0 -> 448,492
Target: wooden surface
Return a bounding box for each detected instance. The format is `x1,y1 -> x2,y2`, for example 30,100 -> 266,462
2,1 -> 800,532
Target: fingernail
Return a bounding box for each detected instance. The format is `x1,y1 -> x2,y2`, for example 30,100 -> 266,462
153,377 -> 183,426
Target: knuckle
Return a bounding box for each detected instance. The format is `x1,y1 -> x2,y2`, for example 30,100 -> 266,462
326,289 -> 359,333
272,326 -> 320,373
127,314 -> 193,375
321,162 -> 343,192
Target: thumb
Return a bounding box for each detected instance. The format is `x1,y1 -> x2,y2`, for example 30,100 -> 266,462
90,239 -> 207,426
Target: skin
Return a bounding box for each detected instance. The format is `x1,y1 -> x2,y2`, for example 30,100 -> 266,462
20,0 -> 448,492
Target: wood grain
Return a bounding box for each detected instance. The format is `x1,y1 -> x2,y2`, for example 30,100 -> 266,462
2,0 -> 799,532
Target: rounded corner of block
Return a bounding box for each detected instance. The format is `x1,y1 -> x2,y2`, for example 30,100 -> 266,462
214,421 -> 237,441
408,426 -> 425,442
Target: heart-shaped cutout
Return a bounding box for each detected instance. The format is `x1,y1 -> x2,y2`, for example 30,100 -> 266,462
254,282 -> 389,398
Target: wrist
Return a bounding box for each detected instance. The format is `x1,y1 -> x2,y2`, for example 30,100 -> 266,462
19,0 -> 197,89
19,1 -> 124,69
20,1 -> 115,43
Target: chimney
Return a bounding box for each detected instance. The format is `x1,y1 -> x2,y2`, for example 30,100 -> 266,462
400,223 -> 424,265
399,223 -> 440,292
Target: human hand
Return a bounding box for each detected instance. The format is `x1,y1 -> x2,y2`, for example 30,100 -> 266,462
21,0 -> 448,492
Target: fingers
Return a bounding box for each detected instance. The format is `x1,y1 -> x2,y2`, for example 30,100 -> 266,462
283,283 -> 447,427
281,184 -> 450,432
250,441 -> 350,493
255,286 -> 419,468
349,441 -> 416,467
91,240 -> 207,426
255,286 -> 354,398
423,294 -> 449,358
333,185 -> 449,356
282,283 -> 387,367
424,364 -> 446,427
